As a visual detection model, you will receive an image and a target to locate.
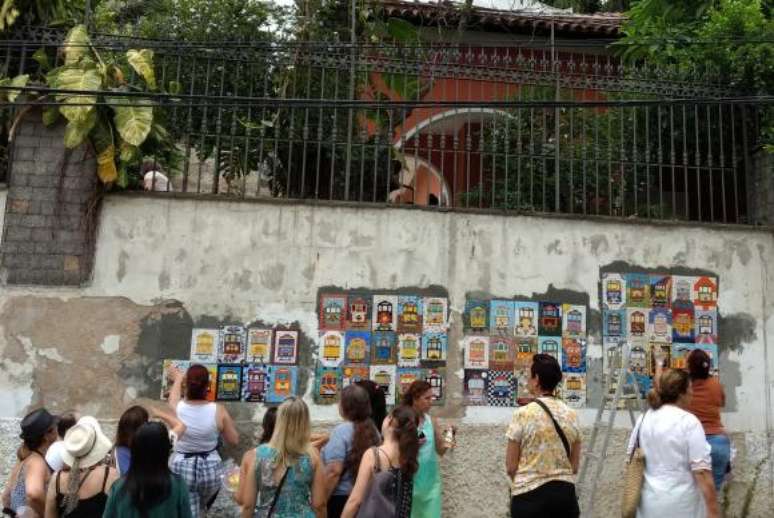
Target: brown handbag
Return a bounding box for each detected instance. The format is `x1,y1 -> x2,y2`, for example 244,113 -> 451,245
621,414 -> 647,518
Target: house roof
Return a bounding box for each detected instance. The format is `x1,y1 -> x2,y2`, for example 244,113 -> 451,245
380,0 -> 625,37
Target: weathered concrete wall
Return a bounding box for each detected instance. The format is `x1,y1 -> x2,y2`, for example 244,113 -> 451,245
1,195 -> 773,516
0,185 -> 6,235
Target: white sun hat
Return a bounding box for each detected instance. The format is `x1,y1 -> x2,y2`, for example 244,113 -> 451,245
60,416 -> 113,469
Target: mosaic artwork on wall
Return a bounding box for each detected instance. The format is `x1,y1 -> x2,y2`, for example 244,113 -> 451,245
314,291 -> 449,406
163,324 -> 303,403
602,272 -> 720,397
461,299 -> 587,407
462,297 -> 588,408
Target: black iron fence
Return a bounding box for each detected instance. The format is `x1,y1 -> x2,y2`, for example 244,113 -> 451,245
1,27 -> 770,225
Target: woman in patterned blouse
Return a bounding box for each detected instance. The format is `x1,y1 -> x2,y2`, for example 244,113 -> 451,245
504,354 -> 582,518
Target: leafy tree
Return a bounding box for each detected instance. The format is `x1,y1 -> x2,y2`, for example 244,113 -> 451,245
617,0 -> 773,149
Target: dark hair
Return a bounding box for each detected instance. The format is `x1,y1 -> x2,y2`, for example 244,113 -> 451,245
355,380 -> 387,433
648,369 -> 691,410
259,407 -> 278,444
686,349 -> 711,380
185,364 -> 210,400
116,406 -> 150,448
389,406 -> 420,476
341,385 -> 380,479
140,160 -> 162,175
401,380 -> 432,408
57,412 -> 77,439
122,422 -> 173,518
530,353 -> 563,392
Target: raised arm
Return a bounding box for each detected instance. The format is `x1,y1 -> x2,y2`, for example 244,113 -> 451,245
217,404 -> 240,446
146,402 -> 186,439
341,449 -> 377,518
168,366 -> 185,411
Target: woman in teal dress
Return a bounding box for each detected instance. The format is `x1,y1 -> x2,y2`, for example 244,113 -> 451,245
401,381 -> 453,518
239,397 -> 326,518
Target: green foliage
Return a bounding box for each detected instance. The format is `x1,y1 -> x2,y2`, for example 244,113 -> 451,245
0,0 -> 89,30
34,24 -> 168,183
619,0 -> 773,148
94,0 -> 284,41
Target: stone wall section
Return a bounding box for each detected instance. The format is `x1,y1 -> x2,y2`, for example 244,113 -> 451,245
0,113 -> 97,285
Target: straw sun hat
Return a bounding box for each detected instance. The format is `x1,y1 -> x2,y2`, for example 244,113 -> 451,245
60,416 -> 113,469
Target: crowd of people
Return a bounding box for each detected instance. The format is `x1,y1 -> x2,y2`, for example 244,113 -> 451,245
1,349 -> 729,518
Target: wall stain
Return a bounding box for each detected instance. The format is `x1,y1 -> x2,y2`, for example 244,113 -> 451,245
259,263 -> 285,291
718,313 -> 757,353
175,249 -> 187,263
546,239 -> 562,255
158,270 -> 171,291
587,235 -> 610,256
117,250 -> 129,283
231,269 -> 253,292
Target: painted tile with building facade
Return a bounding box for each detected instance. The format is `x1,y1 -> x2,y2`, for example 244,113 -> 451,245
602,273 -> 720,396
461,297 -> 588,407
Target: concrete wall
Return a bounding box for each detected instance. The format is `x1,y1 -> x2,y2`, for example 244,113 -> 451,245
1,194 -> 773,516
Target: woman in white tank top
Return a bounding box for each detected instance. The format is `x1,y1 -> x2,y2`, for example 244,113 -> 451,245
168,364 -> 240,518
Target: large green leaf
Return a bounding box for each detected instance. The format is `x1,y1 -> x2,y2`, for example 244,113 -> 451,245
55,65 -> 102,124
1,74 -> 29,102
63,24 -> 90,66
110,97 -> 154,146
32,47 -> 50,70
63,108 -> 96,149
42,106 -> 60,126
126,49 -> 157,90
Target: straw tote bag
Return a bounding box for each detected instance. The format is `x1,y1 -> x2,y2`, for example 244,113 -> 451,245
621,413 -> 647,518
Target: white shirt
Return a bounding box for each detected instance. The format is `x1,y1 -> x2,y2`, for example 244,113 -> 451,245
175,401 -> 219,454
627,404 -> 712,518
45,440 -> 66,472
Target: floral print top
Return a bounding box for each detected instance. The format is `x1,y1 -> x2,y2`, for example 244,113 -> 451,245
254,444 -> 315,518
505,397 -> 580,496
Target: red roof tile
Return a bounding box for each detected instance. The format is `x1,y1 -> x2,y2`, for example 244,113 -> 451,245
379,0 -> 625,37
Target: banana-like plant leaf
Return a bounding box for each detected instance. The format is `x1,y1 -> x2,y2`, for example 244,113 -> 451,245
96,144 -> 118,183
6,74 -> 28,102
42,106 -> 60,126
126,49 -> 157,90
32,47 -> 50,70
63,109 -> 96,149
55,66 -> 101,124
119,141 -> 138,163
117,165 -> 129,189
109,97 -> 154,146
63,24 -> 90,66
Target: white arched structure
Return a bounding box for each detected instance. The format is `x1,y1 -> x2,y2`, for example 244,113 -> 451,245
392,108 -> 515,207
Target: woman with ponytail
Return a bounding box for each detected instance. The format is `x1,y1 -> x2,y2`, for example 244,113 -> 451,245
627,369 -> 719,518
684,349 -> 730,490
401,381 -> 451,518
341,406 -> 419,518
322,385 -> 381,518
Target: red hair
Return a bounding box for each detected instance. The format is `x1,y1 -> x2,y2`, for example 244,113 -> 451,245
186,364 -> 210,400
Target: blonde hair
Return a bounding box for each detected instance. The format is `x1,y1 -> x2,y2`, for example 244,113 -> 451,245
268,397 -> 313,469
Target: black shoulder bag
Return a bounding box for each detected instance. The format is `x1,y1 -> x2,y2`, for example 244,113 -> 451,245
267,467 -> 289,518
532,398 -> 571,460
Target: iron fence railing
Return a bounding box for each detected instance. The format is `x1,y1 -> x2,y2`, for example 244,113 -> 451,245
1,28 -> 770,225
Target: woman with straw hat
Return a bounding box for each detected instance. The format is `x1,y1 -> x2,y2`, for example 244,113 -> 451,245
44,416 -> 118,518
